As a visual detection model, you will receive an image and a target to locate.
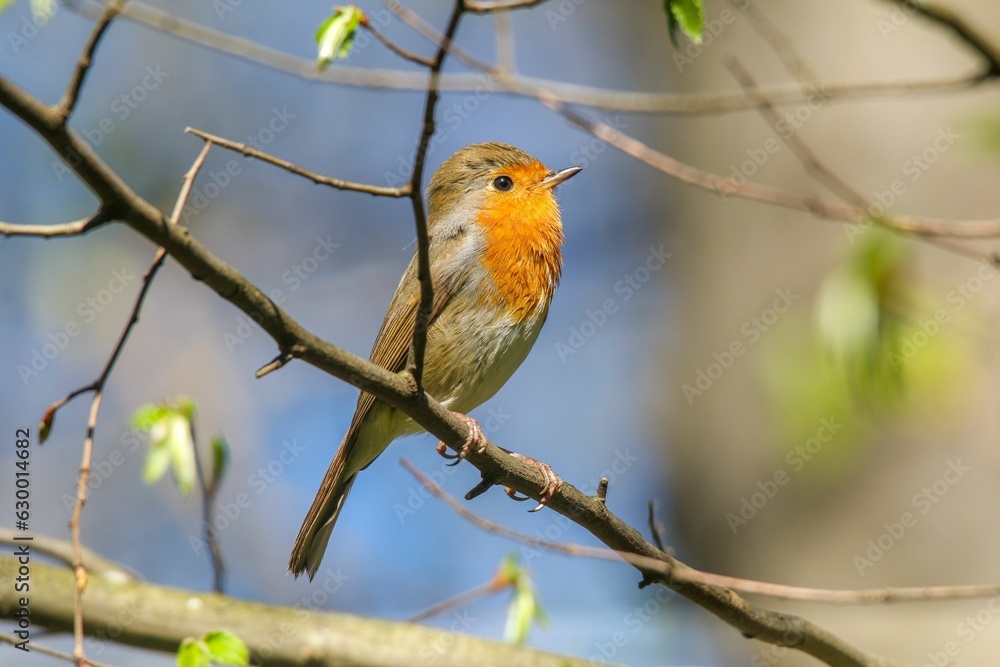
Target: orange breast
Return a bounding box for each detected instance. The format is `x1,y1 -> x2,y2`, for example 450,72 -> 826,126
477,164 -> 564,323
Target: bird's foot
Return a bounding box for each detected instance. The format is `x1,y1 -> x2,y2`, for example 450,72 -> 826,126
435,413 -> 486,466
504,452 -> 564,512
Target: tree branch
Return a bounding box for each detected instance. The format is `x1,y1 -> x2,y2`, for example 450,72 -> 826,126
404,0 -> 466,389
0,555 -> 597,667
63,0 -> 988,115
883,0 -> 1000,77
55,0 -> 128,123
184,128 -> 409,197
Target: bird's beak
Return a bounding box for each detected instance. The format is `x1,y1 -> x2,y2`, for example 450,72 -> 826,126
540,166 -> 583,190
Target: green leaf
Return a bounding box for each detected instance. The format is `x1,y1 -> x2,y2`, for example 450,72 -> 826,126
664,0 -> 704,46
142,438 -> 173,486
167,413 -> 197,496
500,554 -> 547,645
203,631 -> 249,666
316,5 -> 364,69
133,398 -> 198,496
209,435 -> 230,494
177,638 -> 209,667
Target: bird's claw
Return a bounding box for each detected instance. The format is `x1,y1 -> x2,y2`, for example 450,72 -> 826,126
507,452 -> 564,512
435,413 -> 486,466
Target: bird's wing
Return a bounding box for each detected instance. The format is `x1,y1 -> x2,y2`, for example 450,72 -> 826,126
343,242 -> 472,451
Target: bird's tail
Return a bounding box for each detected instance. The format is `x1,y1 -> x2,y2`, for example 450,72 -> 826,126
288,440 -> 357,581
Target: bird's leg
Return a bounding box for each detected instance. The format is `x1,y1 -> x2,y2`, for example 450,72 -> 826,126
435,413 -> 486,467
503,452 -> 564,512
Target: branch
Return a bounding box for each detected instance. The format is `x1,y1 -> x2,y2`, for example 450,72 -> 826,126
360,16 -> 433,67
185,128 -> 409,197
404,463 -> 1000,606
404,0 -> 466,388
62,0 -> 988,115
55,0 -> 128,123
390,4 -> 1000,239
0,555 -> 598,667
0,634 -> 116,667
464,0 -> 549,13
883,0 -> 1000,77
0,210 -> 111,238
0,527 -> 135,581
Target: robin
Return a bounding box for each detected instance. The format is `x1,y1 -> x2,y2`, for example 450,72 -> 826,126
289,142 -> 581,580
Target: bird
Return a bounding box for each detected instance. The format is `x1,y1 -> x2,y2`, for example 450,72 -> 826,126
289,142 -> 581,580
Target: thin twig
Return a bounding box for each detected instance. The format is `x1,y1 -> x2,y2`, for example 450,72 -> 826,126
464,0 -> 548,13
647,500 -> 665,552
403,0 -> 466,389
406,579 -> 506,623
394,4 -> 1000,240
190,421 -> 226,593
361,17 -> 434,67
62,0 -> 986,115
493,10 -> 516,74
65,144 -> 210,666
733,0 -> 819,87
883,0 -> 1000,77
402,458 -> 1000,605
0,634 -> 117,667
0,210 -> 111,238
56,0 -> 128,123
185,127 -> 409,197
0,527 -> 136,580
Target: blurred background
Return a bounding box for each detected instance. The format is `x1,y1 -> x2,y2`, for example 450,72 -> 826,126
2,1 -> 1000,665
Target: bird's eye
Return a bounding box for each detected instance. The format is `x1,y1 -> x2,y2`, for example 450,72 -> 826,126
492,175 -> 514,192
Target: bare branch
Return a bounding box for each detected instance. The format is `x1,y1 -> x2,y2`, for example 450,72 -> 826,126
55,0 -> 128,123
0,556 -> 594,667
0,210 -> 111,238
404,0 -> 466,389
361,16 -> 434,67
464,0 -> 549,13
404,459 -> 1000,605
0,527 -> 136,581
185,127 -> 409,197
398,460 -> 905,667
0,633 -> 117,667
63,0 -> 987,115
883,0 -> 1000,77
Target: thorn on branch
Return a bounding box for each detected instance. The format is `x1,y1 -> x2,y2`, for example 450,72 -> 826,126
256,351 -> 295,379
596,477 -> 608,505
